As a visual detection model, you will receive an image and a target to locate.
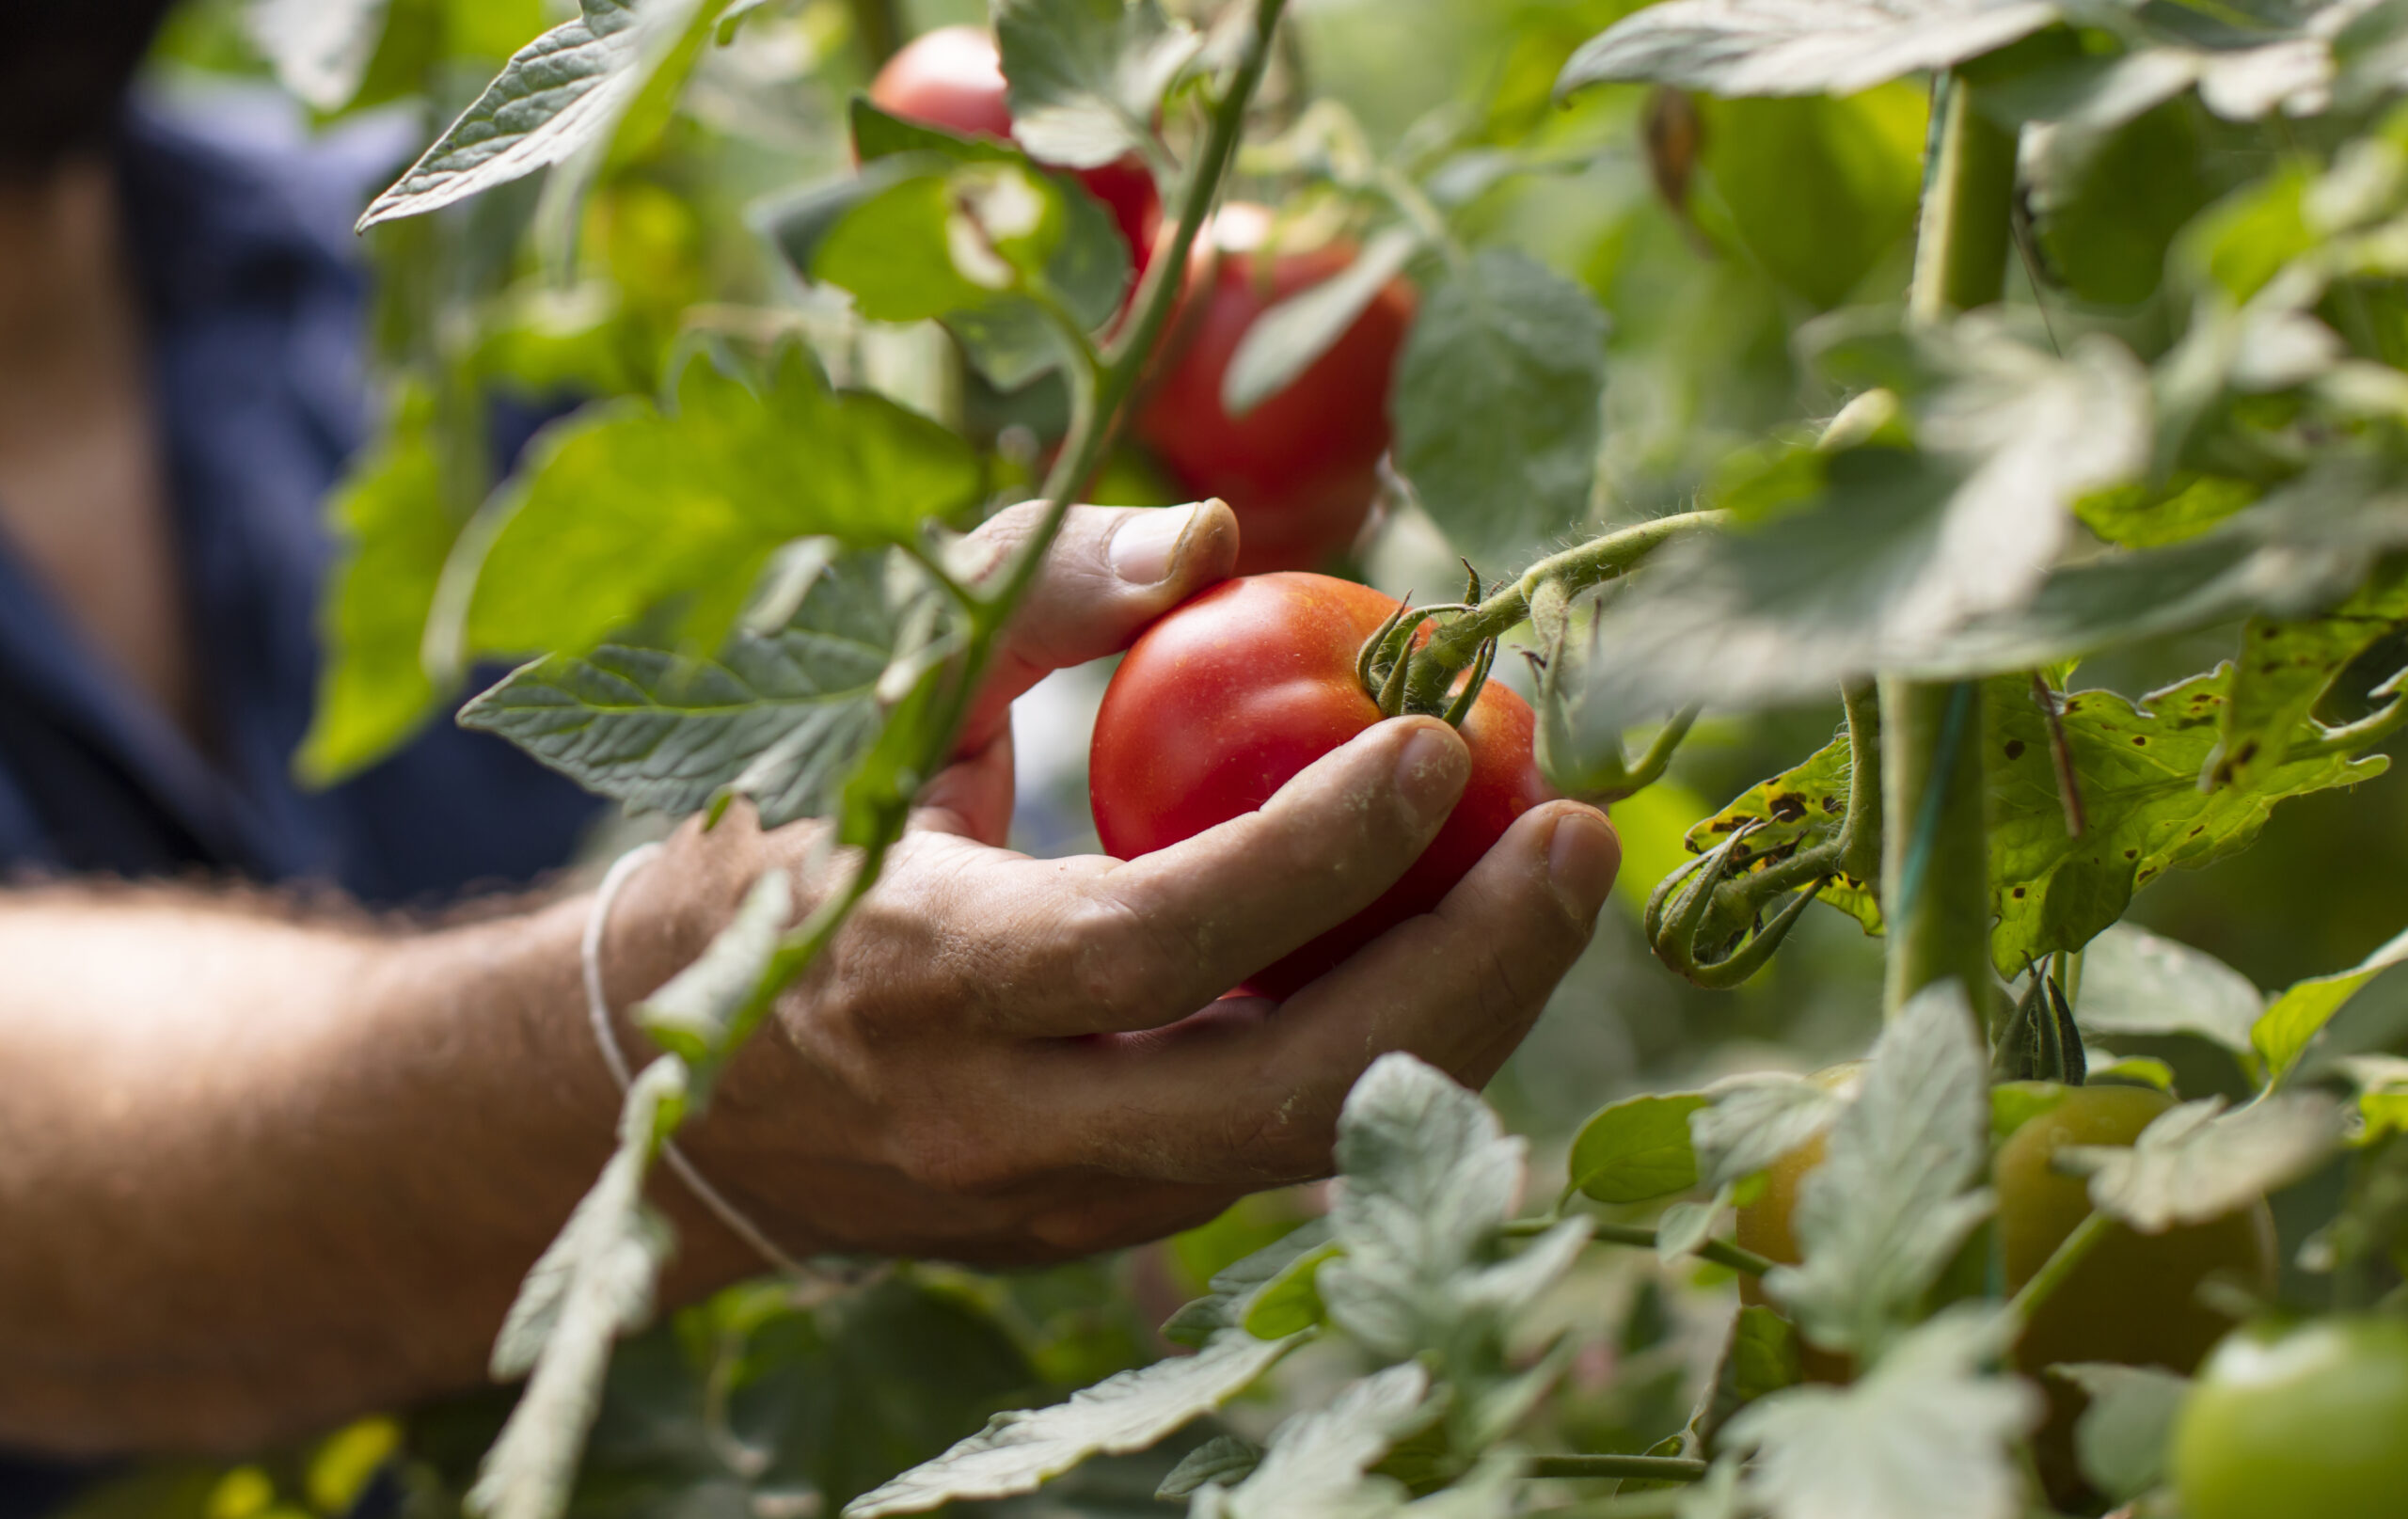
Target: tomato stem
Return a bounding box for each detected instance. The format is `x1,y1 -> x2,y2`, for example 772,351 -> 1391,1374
1503,1215 -> 1774,1277
1839,677 -> 1882,889
1524,1455 -> 1707,1484
1401,509 -> 1726,710
1881,72 -> 2015,1018
2007,1208 -> 2115,1327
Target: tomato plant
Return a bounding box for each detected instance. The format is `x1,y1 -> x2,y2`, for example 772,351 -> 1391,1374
2172,1316 -> 2408,1519
1133,205 -> 1416,574
868,24 -> 1162,268
126,0 -> 2408,1516
1089,572 -> 1551,998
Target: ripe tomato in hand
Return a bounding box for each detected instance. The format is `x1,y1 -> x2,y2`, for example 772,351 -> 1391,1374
2173,1316 -> 2408,1519
1089,572 -> 1550,1000
1135,205 -> 1417,576
868,26 -> 1162,268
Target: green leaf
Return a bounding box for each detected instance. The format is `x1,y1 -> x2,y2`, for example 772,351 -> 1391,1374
1193,1364 -> 1434,1519
1985,669 -> 2388,974
2217,556 -> 2408,788
634,867 -> 791,1075
297,388 -> 458,786
1390,249 -> 1608,564
1719,1307 -> 2039,1519
1225,227 -> 1423,417
1695,87 -> 1926,310
2029,97 -> 2215,306
1683,730 -> 1880,936
2073,924 -> 2266,1066
1240,1240 -> 1342,1340
1769,982 -> 1993,1355
1697,1305 -> 1804,1450
2075,473 -> 2258,548
816,162 -> 1066,321
248,0 -> 392,112
2254,925 -> 2408,1084
1691,1073 -> 1850,1191
1556,0 -> 2059,100
458,548 -> 942,827
358,0 -> 718,229
473,1059 -> 685,1519
2050,1364 -> 2188,1504
1161,1219 -> 1338,1348
462,357 -> 979,660
850,98 -> 1022,165
1318,1053 -> 1561,1358
1568,1092 -> 1708,1204
994,0 -> 1198,170
2058,1092 -> 2346,1230
840,1328 -> 1303,1518
1157,1436 -> 1263,1500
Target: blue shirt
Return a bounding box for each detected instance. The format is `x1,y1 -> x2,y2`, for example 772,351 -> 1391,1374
0,98 -> 600,1511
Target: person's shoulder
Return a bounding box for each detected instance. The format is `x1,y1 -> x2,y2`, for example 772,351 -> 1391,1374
116,84 -> 418,313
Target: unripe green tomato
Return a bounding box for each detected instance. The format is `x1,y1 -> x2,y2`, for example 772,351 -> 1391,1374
2172,1316 -> 2408,1519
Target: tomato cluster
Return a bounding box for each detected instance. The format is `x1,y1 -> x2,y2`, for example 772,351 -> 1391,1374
1089,573 -> 1549,1000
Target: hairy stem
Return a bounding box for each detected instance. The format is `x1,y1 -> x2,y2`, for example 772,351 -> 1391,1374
1527,1455 -> 1707,1484
1882,76 -> 2013,1016
1404,510 -> 1727,708
1840,677 -> 1882,888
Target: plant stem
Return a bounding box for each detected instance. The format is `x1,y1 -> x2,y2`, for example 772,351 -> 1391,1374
1840,677 -> 1882,888
848,0 -> 902,69
1504,1216 -> 1774,1276
2008,1209 -> 2114,1325
1882,75 -> 2014,1016
1404,510 -> 1727,707
1527,1455 -> 1708,1484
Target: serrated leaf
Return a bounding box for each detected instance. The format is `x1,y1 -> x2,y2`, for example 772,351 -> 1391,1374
1683,734 -> 1878,936
473,1059 -> 685,1519
359,0 -> 714,230
1391,250 -> 1608,565
462,357 -> 979,661
1691,1074 -> 1849,1192
1226,228 -> 1424,417
2076,473 -> 2259,549
994,0 -> 1198,170
1318,1053 -> 1528,1357
1163,1219 -> 1339,1347
842,1328 -> 1302,1518
1202,1364 -> 1433,1519
1575,318 -> 2147,723
1719,1307 -> 2039,1519
1160,1436 -> 1263,1500
635,867 -> 791,1073
1241,1241 -> 1343,1340
297,388 -> 459,785
1556,0 -> 2058,101
248,0 -> 392,112
2050,1364 -> 2188,1504
816,162 -> 1066,321
2074,924 -> 2266,1063
2253,924 -> 2408,1084
458,550 -> 939,827
1768,983 -> 1993,1354
2219,557 -> 2408,787
1569,1092 -> 1708,1204
2059,1092 -> 2346,1230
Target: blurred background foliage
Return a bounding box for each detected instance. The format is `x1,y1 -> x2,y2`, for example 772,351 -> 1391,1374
95,0 -> 2408,1511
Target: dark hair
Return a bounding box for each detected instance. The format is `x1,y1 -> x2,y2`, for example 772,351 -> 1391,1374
0,0 -> 182,174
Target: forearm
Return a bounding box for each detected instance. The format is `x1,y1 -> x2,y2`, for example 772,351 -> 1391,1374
0,873 -> 756,1455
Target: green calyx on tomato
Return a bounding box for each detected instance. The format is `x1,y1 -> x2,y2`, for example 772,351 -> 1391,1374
1134,204 -> 1417,576
1351,574 -> 1500,731
2173,1315 -> 2408,1519
1088,572 -> 1553,1001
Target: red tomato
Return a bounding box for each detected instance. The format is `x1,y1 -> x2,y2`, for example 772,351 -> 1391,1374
1090,572 -> 1551,1000
868,25 -> 1163,268
1135,205 -> 1417,576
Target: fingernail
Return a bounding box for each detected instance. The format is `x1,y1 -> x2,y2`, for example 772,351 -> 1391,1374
1393,722 -> 1470,829
1109,504 -> 1200,585
1548,808 -> 1621,921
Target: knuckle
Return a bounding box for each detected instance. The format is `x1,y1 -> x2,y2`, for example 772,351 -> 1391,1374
892,1116 -> 1016,1196
1064,887 -> 1200,1026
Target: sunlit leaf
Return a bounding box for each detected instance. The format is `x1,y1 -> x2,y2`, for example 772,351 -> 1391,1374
1691,1073 -> 1850,1192
2217,556 -> 2408,788
2051,1364 -> 2188,1504
635,867 -> 791,1075
994,0 -> 1198,169
1226,228 -> 1423,416
1557,0 -> 2058,101
248,0 -> 391,112
1196,1364 -> 1433,1519
2254,925 -> 2408,1083
1568,1092 -> 1708,1203
2058,1092 -> 2346,1230
2071,924 -> 2265,1064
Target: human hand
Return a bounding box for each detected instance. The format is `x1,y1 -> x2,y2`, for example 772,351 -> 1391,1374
611,500 -> 1620,1271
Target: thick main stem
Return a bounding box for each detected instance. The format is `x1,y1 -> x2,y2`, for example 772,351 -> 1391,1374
1881,76 -> 2014,1017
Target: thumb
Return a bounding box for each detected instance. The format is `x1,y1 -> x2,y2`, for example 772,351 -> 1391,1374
955,498 -> 1240,752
